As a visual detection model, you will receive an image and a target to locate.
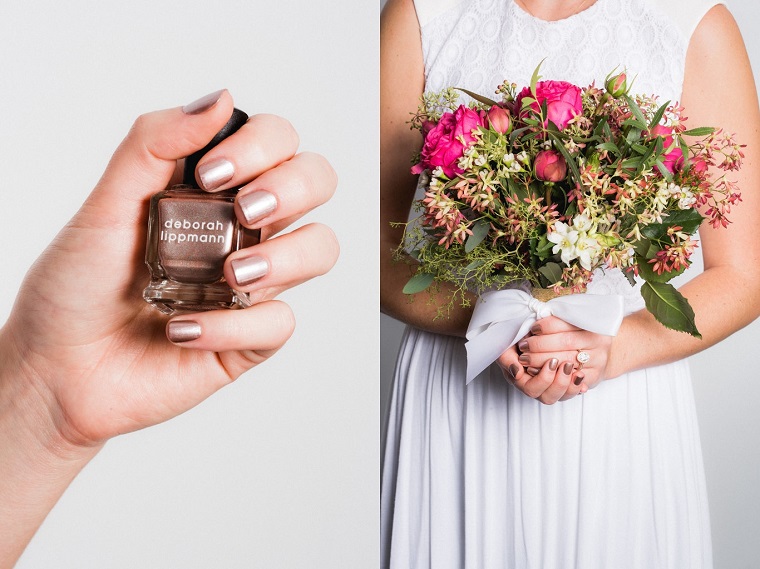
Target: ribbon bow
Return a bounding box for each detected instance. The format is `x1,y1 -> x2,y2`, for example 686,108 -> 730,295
464,289 -> 624,383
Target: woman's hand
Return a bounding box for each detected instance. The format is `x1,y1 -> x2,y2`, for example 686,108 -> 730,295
497,315 -> 615,404
1,88 -> 339,449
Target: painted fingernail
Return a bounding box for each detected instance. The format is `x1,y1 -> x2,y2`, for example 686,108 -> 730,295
518,354 -> 530,365
563,362 -> 574,374
548,358 -> 559,371
526,366 -> 540,376
167,320 -> 201,343
518,339 -> 529,352
530,323 -> 542,335
237,190 -> 278,225
574,374 -> 585,386
231,255 -> 270,286
508,364 -> 521,378
198,158 -> 234,192
182,89 -> 225,115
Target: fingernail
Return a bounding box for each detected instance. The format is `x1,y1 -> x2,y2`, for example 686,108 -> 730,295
574,374 -> 585,386
231,255 -> 270,286
167,320 -> 201,343
198,158 -> 234,192
530,323 -> 542,335
518,339 -> 529,352
508,364 -> 521,378
526,366 -> 540,376
563,362 -> 574,375
580,384 -> 588,394
182,89 -> 225,115
548,358 -> 559,371
518,354 -> 530,365
237,190 -> 278,225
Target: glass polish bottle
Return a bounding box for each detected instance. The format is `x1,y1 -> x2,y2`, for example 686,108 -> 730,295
143,109 -> 259,314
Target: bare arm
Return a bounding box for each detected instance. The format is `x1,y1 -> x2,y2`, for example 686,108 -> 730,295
379,0 -> 474,336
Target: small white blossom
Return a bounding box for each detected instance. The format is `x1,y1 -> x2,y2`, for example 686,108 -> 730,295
547,221 -> 580,266
575,234 -> 603,271
572,213 -> 593,232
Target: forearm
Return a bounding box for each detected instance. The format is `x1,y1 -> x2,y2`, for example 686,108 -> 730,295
0,332 -> 101,567
608,264 -> 760,378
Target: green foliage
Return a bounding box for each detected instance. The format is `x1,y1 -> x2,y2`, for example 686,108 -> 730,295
641,281 -> 701,338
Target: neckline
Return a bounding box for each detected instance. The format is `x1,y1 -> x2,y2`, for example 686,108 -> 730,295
510,0 -> 604,24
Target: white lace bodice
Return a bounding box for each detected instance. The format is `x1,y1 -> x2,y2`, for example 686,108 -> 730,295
413,0 -> 721,314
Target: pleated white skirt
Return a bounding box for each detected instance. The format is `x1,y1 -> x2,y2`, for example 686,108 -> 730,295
381,327 -> 712,569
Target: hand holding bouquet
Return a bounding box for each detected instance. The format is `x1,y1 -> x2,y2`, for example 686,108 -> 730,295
401,65 -> 744,344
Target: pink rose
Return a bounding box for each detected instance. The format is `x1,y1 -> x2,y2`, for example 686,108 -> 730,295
487,105 -> 512,134
650,124 -> 684,173
534,149 -> 567,182
516,80 -> 583,130
411,105 -> 485,178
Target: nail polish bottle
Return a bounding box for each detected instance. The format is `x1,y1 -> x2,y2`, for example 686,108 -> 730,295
143,108 -> 259,314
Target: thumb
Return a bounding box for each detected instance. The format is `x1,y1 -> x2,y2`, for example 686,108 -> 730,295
83,89 -> 236,226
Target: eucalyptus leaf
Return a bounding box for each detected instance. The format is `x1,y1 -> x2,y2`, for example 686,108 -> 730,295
403,272 -> 435,295
641,281 -> 701,338
456,87 -> 498,108
465,219 -> 490,253
681,126 -> 715,137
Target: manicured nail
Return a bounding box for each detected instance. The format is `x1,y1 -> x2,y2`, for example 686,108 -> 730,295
563,362 -> 574,375
508,364 -> 521,378
518,339 -> 529,352
580,384 -> 588,393
518,354 -> 530,365
231,255 -> 270,286
574,374 -> 585,386
526,366 -> 540,376
198,158 -> 234,192
530,323 -> 542,335
237,190 -> 277,225
182,89 -> 225,115
167,320 -> 201,343
548,358 -> 559,371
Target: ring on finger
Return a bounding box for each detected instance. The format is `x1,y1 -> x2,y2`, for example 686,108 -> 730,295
576,350 -> 590,370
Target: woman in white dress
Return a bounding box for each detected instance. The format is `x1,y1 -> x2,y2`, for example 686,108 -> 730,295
380,0 -> 760,567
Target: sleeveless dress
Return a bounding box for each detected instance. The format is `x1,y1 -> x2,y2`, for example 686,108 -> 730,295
381,1 -> 723,568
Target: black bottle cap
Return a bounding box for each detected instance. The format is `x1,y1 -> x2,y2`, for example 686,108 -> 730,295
182,108 -> 249,187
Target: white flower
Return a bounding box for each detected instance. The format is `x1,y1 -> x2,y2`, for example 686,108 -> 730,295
575,234 -> 603,271
678,190 -> 696,210
572,213 -> 593,232
547,221 -> 580,266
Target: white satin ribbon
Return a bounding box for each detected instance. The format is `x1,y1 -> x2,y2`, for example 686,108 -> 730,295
464,289 -> 625,383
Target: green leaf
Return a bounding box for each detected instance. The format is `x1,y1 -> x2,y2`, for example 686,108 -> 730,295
623,118 -> 647,130
654,159 -> 672,180
536,234 -> 554,259
538,262 -> 563,285
596,141 -> 620,155
640,281 -> 701,338
465,260 -> 485,271
403,272 -> 435,294
640,208 -> 704,238
681,126 -> 715,137
455,87 -> 498,108
465,219 -> 490,253
648,101 -> 670,130
624,94 -> 648,125
548,132 -> 581,184
530,59 -> 545,98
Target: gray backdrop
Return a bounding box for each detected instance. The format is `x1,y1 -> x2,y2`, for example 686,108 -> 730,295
0,1 -> 378,567
380,1 -> 760,568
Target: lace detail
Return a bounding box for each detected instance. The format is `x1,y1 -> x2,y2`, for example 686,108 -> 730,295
420,0 -> 688,108
587,268 -> 646,315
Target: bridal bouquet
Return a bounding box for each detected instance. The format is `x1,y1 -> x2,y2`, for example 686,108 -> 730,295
400,66 -> 743,379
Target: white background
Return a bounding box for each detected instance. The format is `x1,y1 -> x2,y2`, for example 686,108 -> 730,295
380,1 -> 760,568
0,1 -> 378,568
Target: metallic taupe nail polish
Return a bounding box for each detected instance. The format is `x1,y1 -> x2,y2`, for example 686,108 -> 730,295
526,367 -> 540,376
508,364 -> 521,378
231,255 -> 269,286
238,190 -> 277,225
548,358 -> 559,371
519,354 -> 530,365
182,89 -> 225,115
563,362 -> 574,375
530,323 -> 542,335
144,109 -> 260,314
574,375 -> 585,386
518,339 -> 529,352
167,320 -> 202,343
198,158 -> 235,192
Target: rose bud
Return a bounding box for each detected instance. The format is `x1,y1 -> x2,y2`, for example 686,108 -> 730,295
487,105 -> 512,134
605,72 -> 628,98
535,149 -> 567,182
